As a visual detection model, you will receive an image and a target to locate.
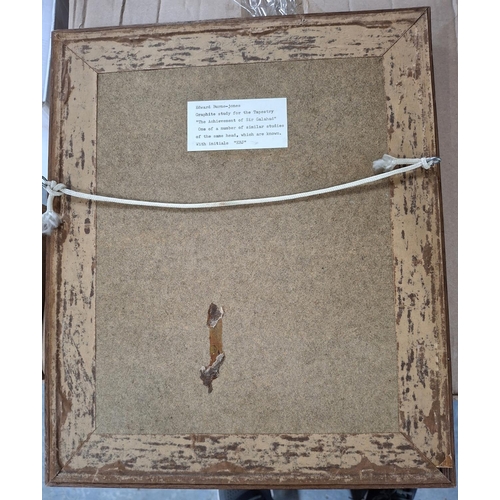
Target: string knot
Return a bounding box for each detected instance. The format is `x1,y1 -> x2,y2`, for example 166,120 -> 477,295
42,177 -> 67,235
373,155 -> 441,173
42,210 -> 61,236
42,178 -> 66,197
421,157 -> 441,169
372,154 -> 398,173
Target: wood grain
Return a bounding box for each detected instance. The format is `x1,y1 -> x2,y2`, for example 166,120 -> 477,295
45,39 -> 98,480
384,13 -> 454,468
56,432 -> 447,487
61,10 -> 423,72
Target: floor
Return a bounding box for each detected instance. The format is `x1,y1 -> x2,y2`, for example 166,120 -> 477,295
42,387 -> 457,500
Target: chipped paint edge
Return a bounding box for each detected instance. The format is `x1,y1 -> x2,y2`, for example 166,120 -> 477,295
45,39 -> 98,482
384,9 -> 454,471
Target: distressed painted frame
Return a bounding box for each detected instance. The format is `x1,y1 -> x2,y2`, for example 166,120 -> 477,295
45,8 -> 455,488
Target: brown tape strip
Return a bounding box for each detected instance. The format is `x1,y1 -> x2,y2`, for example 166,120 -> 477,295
200,303 -> 225,393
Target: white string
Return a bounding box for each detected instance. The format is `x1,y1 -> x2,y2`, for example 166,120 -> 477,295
42,155 -> 440,233
42,179 -> 66,235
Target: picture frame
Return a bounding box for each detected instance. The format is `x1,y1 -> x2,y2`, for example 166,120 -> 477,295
45,8 -> 455,489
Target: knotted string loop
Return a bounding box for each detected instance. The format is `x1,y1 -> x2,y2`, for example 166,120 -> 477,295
42,178 -> 67,235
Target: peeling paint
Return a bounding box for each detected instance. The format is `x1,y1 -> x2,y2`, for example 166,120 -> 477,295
385,14 -> 453,469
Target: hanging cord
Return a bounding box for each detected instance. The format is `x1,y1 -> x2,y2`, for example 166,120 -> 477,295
42,155 -> 440,234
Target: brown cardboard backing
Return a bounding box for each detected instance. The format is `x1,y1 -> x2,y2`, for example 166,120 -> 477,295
95,57 -> 398,435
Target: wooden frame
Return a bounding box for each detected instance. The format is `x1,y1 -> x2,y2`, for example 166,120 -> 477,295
45,8 -> 455,489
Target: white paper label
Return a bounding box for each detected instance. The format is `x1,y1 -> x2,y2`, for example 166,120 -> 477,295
187,98 -> 288,152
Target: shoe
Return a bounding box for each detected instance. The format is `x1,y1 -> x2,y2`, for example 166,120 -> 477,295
218,490 -> 274,500
351,489 -> 417,500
